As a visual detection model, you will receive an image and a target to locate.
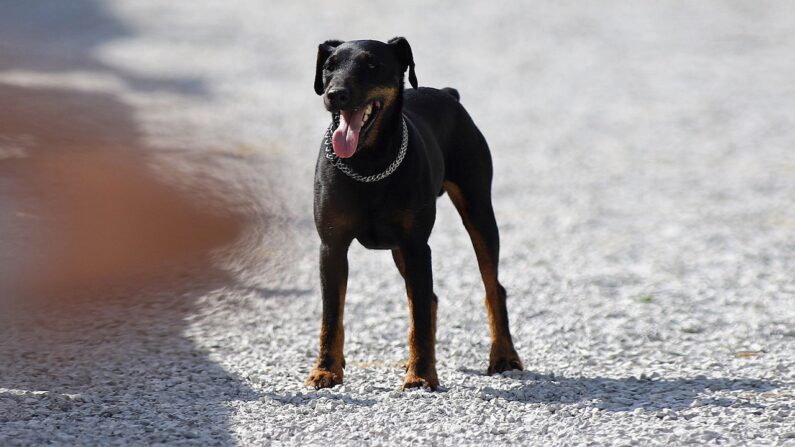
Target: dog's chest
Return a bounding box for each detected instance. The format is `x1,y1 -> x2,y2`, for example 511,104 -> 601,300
354,208 -> 413,250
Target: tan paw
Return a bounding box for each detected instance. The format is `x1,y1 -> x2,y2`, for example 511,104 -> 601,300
487,351 -> 524,375
402,369 -> 439,391
305,368 -> 343,389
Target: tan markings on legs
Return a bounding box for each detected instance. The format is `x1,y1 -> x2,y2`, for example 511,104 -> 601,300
444,181 -> 522,374
404,292 -> 439,390
306,244 -> 349,389
394,246 -> 439,390
317,280 -> 346,367
306,279 -> 347,389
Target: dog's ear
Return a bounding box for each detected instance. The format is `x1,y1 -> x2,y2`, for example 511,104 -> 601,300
388,36 -> 418,89
314,40 -> 343,95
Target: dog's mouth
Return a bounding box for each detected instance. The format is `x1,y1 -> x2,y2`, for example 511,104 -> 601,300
331,100 -> 381,158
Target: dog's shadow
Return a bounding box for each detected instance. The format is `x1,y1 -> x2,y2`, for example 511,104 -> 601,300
461,369 -> 776,412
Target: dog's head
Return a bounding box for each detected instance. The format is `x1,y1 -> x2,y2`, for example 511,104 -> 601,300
314,37 -> 418,158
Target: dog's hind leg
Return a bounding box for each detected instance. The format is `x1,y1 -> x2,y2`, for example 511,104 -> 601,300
444,137 -> 523,374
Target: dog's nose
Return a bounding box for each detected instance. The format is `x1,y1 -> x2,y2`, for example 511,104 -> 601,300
326,88 -> 351,109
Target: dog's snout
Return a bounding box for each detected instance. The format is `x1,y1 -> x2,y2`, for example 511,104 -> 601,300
326,88 -> 351,109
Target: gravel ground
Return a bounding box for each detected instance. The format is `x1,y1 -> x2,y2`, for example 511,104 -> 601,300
1,1 -> 794,445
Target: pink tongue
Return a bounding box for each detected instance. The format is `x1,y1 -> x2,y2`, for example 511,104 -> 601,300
332,108 -> 366,158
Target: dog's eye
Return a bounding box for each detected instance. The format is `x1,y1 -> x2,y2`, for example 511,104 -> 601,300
368,63 -> 378,71
325,58 -> 338,71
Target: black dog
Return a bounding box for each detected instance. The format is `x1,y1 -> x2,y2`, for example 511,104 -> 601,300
307,37 -> 522,390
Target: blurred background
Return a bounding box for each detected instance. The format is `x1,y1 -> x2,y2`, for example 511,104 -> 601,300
3,0 -> 792,303
0,1 -> 793,444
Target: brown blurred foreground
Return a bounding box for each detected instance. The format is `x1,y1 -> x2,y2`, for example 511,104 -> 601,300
0,84 -> 246,304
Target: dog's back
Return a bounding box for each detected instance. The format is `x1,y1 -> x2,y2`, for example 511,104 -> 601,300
403,86 -> 493,189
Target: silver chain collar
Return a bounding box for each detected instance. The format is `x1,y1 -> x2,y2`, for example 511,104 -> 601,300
323,114 -> 408,183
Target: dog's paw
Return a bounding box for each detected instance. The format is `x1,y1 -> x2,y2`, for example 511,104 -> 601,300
402,369 -> 439,391
487,352 -> 524,375
305,368 -> 343,389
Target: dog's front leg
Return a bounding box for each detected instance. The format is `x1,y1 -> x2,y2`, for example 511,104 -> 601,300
306,242 -> 349,389
398,243 -> 440,390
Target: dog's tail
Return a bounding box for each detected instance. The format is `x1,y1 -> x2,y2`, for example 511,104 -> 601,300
442,87 -> 460,101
